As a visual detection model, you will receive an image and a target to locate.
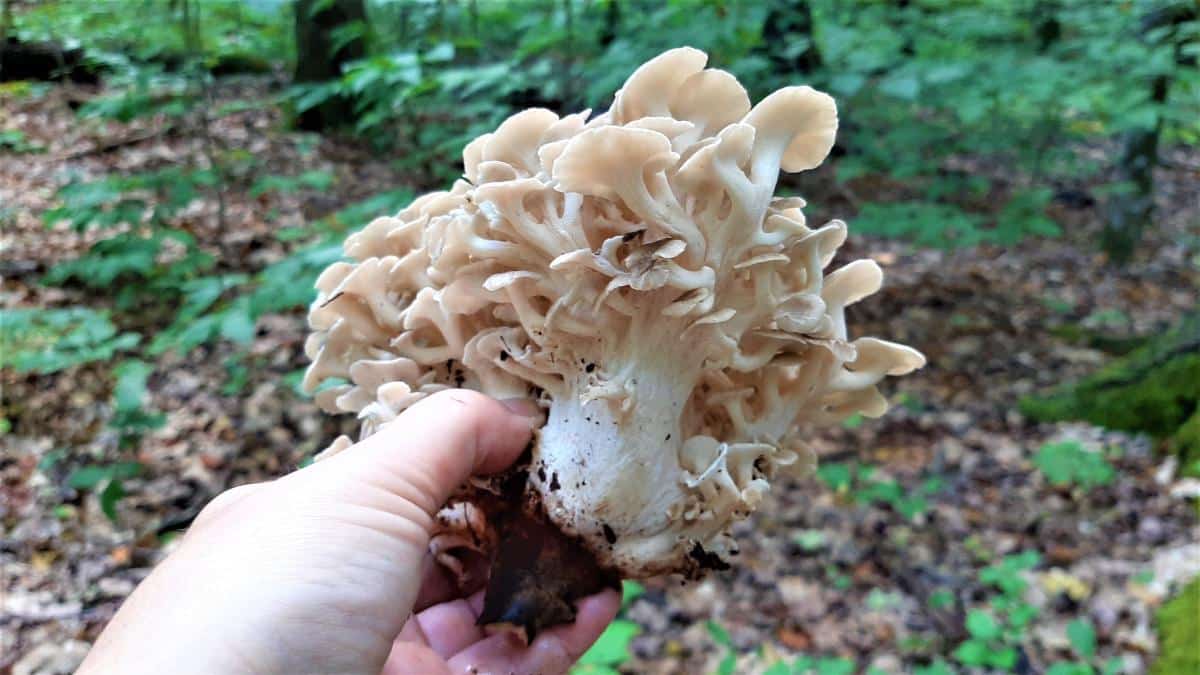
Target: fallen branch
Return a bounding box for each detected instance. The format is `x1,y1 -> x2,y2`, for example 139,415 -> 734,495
57,126 -> 173,161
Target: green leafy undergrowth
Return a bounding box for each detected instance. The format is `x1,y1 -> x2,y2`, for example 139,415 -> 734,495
955,551 -> 1042,671
42,168 -> 219,300
67,460 -> 144,523
708,617 -> 861,675
1033,441 -> 1117,490
108,359 -> 165,449
1044,615 -> 1126,675
12,0 -> 291,75
816,461 -> 944,521
0,308 -> 140,374
0,129 -> 46,154
61,361 -> 163,522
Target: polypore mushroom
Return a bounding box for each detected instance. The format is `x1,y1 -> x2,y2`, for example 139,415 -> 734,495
304,47 -> 925,638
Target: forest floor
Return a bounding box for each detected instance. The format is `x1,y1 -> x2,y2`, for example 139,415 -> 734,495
2,80 -> 1199,674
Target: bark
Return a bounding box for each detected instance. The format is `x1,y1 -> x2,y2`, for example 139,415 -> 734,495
1102,1 -> 1196,264
293,0 -> 368,131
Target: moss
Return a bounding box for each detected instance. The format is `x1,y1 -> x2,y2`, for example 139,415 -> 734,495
1021,314 -> 1200,459
1168,404 -> 1200,476
1151,576 -> 1200,675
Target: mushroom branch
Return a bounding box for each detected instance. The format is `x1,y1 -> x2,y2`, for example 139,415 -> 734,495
302,47 -> 925,637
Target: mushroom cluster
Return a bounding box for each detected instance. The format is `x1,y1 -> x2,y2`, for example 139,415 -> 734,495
304,47 -> 923,604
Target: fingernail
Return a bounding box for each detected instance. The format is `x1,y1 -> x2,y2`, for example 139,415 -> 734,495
499,398 -> 541,419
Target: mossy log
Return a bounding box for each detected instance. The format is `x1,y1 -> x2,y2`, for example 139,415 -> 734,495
1021,313 -> 1200,467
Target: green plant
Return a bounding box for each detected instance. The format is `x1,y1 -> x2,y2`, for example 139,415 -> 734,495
109,359 -> 165,448
954,609 -> 1017,670
776,655 -> 857,675
1034,441 -> 1116,489
42,168 -> 218,302
12,0 -> 291,75
816,461 -> 944,521
67,460 -> 144,522
248,170 -> 335,198
706,621 -> 737,675
952,550 -> 1043,672
0,308 -> 141,374
0,129 -> 45,153
1043,615 -> 1127,675
980,550 -> 1041,598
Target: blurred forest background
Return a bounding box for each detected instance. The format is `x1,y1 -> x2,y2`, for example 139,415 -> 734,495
1,0 -> 1198,673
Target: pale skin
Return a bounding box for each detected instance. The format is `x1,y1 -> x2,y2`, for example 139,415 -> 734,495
78,390 -> 621,675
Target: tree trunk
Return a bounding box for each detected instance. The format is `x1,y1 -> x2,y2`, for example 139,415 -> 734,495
293,0 -> 367,131
1102,1 -> 1196,264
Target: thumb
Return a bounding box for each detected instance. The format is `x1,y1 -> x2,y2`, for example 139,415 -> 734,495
298,389 -> 537,520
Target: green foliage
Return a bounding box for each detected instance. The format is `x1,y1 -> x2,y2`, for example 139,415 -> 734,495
249,170 -> 335,198
77,71 -> 195,122
816,461 -> 944,521
61,361 -> 162,522
44,167 -> 217,234
1151,577 -> 1200,675
20,0 -> 1199,252
148,238 -> 344,356
980,550 -> 1041,597
949,550 -> 1047,672
0,308 -> 141,374
67,460 -> 144,522
955,609 -> 1017,670
41,169 -> 404,364
706,621 -> 737,675
12,0 -> 292,74
621,580 -> 645,605
815,0 -> 1198,247
109,360 -> 165,448
1067,617 -> 1097,660
1046,617 -> 1125,675
1033,441 -> 1116,490
42,168 -> 219,306
0,129 -> 46,154
793,529 -> 828,552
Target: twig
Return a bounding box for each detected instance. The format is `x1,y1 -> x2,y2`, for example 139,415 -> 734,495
57,126 -> 171,161
196,76 -> 228,233
184,0 -> 228,234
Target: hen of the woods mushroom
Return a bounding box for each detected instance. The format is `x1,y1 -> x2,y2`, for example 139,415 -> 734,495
304,47 -> 924,635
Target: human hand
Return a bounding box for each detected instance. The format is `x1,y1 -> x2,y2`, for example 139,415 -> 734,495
78,390 -> 621,675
